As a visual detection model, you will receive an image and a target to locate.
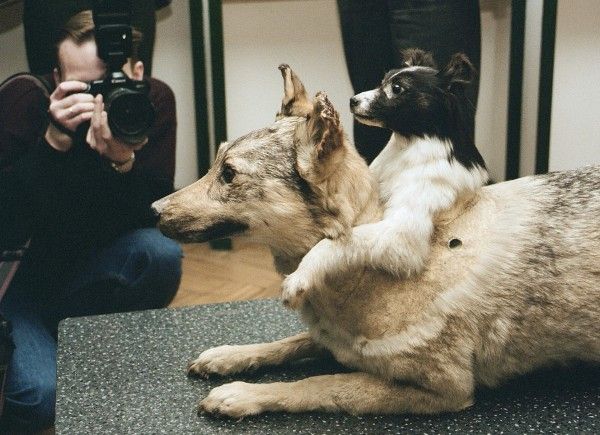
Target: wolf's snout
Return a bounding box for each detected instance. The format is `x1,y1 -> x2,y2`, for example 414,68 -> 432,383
151,197 -> 170,217
349,96 -> 359,108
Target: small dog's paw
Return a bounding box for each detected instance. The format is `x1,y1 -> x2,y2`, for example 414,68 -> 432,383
187,345 -> 255,378
199,382 -> 264,419
281,272 -> 311,309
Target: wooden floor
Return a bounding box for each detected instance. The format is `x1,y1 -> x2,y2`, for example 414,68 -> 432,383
169,240 -> 282,307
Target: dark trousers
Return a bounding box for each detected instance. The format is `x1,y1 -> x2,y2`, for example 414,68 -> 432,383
0,228 -> 182,432
338,0 -> 481,163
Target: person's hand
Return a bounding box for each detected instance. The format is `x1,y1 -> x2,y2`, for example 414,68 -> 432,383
86,94 -> 148,173
45,81 -> 95,152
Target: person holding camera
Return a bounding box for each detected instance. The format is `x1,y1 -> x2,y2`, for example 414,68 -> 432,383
0,10 -> 182,432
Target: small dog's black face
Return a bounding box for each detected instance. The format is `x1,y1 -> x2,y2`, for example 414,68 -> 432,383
351,66 -> 445,137
350,49 -> 476,140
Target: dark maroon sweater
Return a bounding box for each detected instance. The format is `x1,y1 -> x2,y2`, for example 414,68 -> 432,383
0,74 -> 177,297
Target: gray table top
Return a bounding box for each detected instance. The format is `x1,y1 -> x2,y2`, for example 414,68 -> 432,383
57,298 -> 599,434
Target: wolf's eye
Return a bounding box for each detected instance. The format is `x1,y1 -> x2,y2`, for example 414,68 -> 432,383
221,165 -> 236,184
391,83 -> 403,94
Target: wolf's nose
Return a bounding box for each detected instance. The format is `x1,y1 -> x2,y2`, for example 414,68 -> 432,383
151,197 -> 169,217
349,96 -> 359,109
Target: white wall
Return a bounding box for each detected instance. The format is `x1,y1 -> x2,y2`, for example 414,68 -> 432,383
477,0 -> 511,181
0,1 -> 198,189
222,0 -> 512,182
0,2 -> 28,79
222,0 -> 354,141
548,0 -> 600,171
154,2 -> 198,188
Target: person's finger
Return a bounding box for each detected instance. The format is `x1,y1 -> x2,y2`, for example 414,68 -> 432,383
66,111 -> 93,130
92,95 -> 109,153
51,81 -> 88,101
100,111 -> 112,142
68,102 -> 95,117
86,125 -> 96,150
52,107 -> 74,123
48,101 -> 75,124
92,94 -> 103,131
51,102 -> 94,132
49,106 -> 77,131
59,102 -> 95,122
59,92 -> 95,109
130,137 -> 148,151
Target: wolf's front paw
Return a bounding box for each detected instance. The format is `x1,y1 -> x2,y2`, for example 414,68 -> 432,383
188,345 -> 256,378
281,271 -> 311,309
199,382 -> 265,419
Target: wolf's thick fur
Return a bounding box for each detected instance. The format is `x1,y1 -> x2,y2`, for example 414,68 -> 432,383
153,65 -> 600,417
282,52 -> 489,308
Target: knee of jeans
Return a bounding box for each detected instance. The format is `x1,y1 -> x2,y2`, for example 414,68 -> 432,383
125,230 -> 182,275
144,233 -> 183,279
124,231 -> 182,307
31,379 -> 55,428
153,238 -> 182,299
5,376 -> 55,431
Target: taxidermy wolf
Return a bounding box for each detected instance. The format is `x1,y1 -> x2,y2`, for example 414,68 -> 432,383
153,52 -> 600,418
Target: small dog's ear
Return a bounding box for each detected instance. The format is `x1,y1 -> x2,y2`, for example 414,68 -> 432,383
441,53 -> 477,92
307,92 -> 343,159
276,64 -> 313,119
401,48 -> 437,69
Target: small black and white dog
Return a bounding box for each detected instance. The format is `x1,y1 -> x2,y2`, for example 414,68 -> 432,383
282,49 -> 489,307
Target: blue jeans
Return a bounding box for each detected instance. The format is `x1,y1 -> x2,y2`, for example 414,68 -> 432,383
0,228 -> 182,432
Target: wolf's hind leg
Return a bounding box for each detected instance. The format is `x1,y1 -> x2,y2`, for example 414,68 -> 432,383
188,332 -> 323,377
199,371 -> 474,418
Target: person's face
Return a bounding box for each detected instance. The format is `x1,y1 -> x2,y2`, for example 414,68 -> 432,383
57,38 -> 106,82
55,38 -> 143,83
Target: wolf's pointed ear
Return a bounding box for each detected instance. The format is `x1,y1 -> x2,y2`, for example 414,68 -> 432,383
401,48 -> 437,69
307,92 -> 344,159
440,53 -> 477,92
276,64 -> 313,119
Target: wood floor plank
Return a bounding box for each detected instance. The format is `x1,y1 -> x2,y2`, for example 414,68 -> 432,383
169,240 -> 282,307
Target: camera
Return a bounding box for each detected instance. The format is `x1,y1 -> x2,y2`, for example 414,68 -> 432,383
85,75 -> 154,145
88,0 -> 154,145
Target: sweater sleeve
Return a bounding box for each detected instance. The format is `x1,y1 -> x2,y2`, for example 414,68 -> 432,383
96,77 -> 178,238
0,75 -> 178,256
134,77 -> 177,194
0,76 -> 49,249
0,163 -> 34,250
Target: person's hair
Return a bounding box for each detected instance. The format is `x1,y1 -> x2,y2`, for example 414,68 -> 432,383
54,10 -> 143,72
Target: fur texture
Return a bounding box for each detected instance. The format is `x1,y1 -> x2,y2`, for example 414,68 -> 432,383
281,50 -> 488,308
152,63 -> 600,418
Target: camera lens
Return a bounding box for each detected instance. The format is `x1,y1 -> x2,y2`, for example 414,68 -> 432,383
105,88 -> 155,145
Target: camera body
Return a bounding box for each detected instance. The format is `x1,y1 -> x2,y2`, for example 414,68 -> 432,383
86,72 -> 154,145
88,0 -> 154,145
